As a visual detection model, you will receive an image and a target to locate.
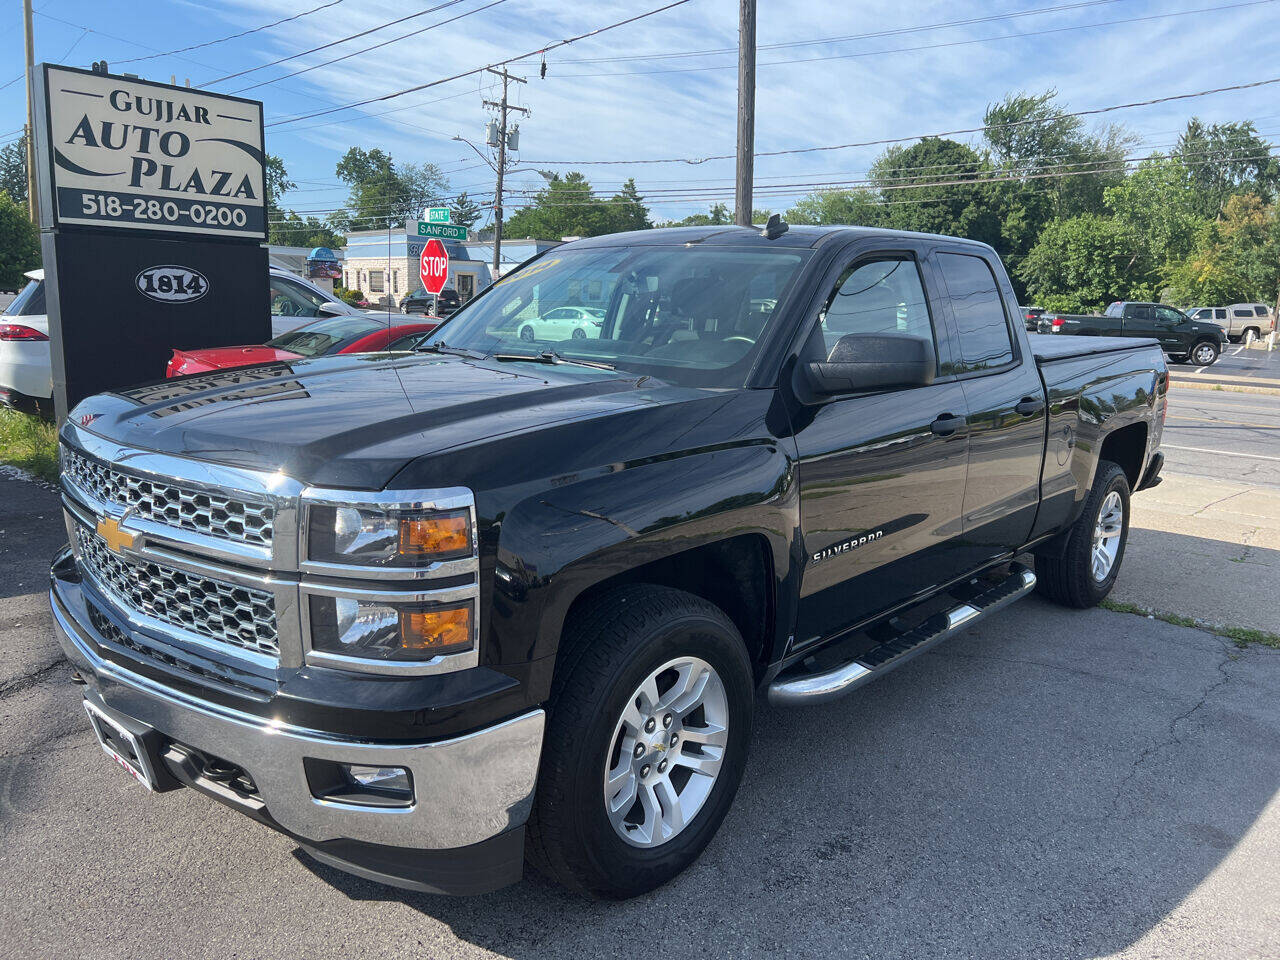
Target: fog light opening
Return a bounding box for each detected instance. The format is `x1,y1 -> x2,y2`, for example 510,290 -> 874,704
304,757 -> 415,808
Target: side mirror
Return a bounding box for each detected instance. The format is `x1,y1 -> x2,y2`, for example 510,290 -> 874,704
317,301 -> 349,317
800,333 -> 936,398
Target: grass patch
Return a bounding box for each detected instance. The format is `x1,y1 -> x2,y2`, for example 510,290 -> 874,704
1101,598 -> 1280,650
0,408 -> 59,483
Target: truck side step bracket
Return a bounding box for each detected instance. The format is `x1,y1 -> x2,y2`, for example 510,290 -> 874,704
767,563 -> 1037,707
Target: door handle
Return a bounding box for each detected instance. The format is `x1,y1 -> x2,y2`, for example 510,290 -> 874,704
1014,397 -> 1045,417
930,413 -> 967,436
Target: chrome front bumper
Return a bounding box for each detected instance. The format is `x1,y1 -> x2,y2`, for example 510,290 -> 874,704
51,564 -> 545,852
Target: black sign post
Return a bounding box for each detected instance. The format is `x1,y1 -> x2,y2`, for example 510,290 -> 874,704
32,64 -> 271,421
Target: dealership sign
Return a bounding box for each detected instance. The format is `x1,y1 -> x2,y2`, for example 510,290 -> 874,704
37,64 -> 266,239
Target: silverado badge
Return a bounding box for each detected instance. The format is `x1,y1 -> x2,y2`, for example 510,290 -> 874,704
96,515 -> 136,554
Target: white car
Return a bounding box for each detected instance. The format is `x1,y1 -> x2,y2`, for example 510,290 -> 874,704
516,306 -> 604,342
0,268 -> 362,415
0,269 -> 51,414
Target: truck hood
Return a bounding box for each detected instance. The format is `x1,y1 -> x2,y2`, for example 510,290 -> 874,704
70,353 -> 657,489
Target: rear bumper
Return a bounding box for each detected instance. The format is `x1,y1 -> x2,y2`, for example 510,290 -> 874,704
50,551 -> 544,894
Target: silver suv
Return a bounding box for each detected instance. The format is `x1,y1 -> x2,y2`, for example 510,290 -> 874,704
1187,304 -> 1275,343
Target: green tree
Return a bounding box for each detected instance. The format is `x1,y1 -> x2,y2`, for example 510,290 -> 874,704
0,191 -> 40,290
1166,194 -> 1280,306
870,138 -> 1002,248
0,134 -> 28,206
1017,213 -> 1156,313
264,154 -> 295,224
504,172 -> 652,239
1176,119 -> 1280,217
332,147 -> 450,231
450,191 -> 483,229
1103,154 -> 1206,276
268,210 -> 345,249
784,190 -> 884,226
672,202 -> 731,226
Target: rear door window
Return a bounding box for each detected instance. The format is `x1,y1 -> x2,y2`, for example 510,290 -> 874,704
936,253 -> 1014,373
1215,309 -> 1227,320
1256,306 -> 1269,317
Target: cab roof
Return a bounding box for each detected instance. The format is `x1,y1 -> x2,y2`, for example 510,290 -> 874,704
561,224 -> 998,252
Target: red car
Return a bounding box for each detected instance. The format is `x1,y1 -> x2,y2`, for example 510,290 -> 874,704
166,316 -> 438,378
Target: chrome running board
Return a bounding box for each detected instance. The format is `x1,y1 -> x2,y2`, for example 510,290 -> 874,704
768,564 -> 1037,707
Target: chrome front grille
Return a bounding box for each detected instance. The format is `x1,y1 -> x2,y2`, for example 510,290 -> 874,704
76,525 -> 280,657
63,448 -> 274,548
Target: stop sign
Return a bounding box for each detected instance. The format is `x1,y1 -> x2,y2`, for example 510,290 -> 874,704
419,238 -> 449,295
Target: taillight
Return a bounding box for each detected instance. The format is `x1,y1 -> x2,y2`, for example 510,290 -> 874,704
1051,316 -> 1065,329
0,323 -> 49,341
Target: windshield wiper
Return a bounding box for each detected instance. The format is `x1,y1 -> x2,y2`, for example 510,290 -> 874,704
491,349 -> 616,371
416,341 -> 486,359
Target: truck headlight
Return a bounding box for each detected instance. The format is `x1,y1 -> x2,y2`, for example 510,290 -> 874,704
308,595 -> 474,661
307,505 -> 472,567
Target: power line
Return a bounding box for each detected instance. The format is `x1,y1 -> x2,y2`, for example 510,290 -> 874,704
546,0 -> 1278,78
112,0 -> 346,65
523,74 -> 1280,165
264,0 -> 700,128
231,0 -> 511,94
204,0 -> 471,86
551,0 -> 1133,64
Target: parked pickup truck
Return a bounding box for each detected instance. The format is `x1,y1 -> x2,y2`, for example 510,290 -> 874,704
1039,300 -> 1227,366
50,224 -> 1167,900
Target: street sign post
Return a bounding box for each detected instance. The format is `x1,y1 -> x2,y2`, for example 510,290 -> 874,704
420,238 -> 449,296
416,220 -> 467,241
425,207 -> 451,224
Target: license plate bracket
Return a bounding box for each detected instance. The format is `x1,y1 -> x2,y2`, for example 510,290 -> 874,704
84,699 -> 159,792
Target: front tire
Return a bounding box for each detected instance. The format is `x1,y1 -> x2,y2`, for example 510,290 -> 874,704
1036,461 -> 1131,608
527,584 -> 754,899
1190,340 -> 1219,365
519,325 -> 535,342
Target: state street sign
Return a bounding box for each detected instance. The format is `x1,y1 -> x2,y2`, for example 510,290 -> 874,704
416,220 -> 467,241
420,238 -> 449,295
36,64 -> 266,239
425,207 -> 451,223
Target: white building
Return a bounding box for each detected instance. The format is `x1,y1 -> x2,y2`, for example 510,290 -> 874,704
341,224 -> 559,310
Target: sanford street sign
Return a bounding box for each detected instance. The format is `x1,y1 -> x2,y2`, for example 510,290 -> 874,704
35,64 -> 267,240
416,220 -> 467,241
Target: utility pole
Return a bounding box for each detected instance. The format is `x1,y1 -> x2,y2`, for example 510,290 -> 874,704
22,0 -> 37,224
734,0 -> 756,226
483,66 -> 528,279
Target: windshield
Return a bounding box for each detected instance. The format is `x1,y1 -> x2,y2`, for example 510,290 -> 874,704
268,316 -> 381,357
425,245 -> 811,386
4,279 -> 45,317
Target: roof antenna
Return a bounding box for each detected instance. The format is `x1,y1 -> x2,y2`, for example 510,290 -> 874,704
760,212 -> 789,240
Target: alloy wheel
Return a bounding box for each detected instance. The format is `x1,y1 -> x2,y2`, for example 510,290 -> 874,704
1091,490 -> 1124,582
602,656 -> 728,848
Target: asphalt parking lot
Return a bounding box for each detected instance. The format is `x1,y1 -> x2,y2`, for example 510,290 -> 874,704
2,387 -> 1279,959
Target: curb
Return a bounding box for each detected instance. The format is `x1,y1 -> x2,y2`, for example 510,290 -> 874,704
1169,378 -> 1280,397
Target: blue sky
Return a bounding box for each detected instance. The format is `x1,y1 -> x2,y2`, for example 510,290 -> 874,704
5,0 -> 1280,228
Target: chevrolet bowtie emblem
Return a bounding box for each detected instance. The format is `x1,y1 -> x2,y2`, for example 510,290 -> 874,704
96,515 -> 136,553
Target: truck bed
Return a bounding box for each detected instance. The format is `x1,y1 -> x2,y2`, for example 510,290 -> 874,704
1027,333 -> 1160,363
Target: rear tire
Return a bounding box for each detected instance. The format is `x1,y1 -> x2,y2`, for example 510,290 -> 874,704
1244,328 -> 1260,345
519,325 -> 535,342
1036,461 -> 1131,608
526,584 -> 754,900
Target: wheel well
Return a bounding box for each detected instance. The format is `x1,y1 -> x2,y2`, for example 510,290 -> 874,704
1099,421 -> 1148,488
561,535 -> 775,678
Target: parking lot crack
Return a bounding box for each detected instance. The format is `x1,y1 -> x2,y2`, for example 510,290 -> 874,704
0,659 -> 68,701
1106,640 -> 1236,815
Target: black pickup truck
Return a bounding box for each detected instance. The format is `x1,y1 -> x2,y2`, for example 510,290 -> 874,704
50,224 -> 1167,900
1040,300 -> 1227,366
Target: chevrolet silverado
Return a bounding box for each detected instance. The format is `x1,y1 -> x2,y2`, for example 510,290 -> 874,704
50,224 -> 1167,900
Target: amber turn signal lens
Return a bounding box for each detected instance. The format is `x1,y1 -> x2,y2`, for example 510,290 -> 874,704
399,605 -> 472,655
398,511 -> 470,558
